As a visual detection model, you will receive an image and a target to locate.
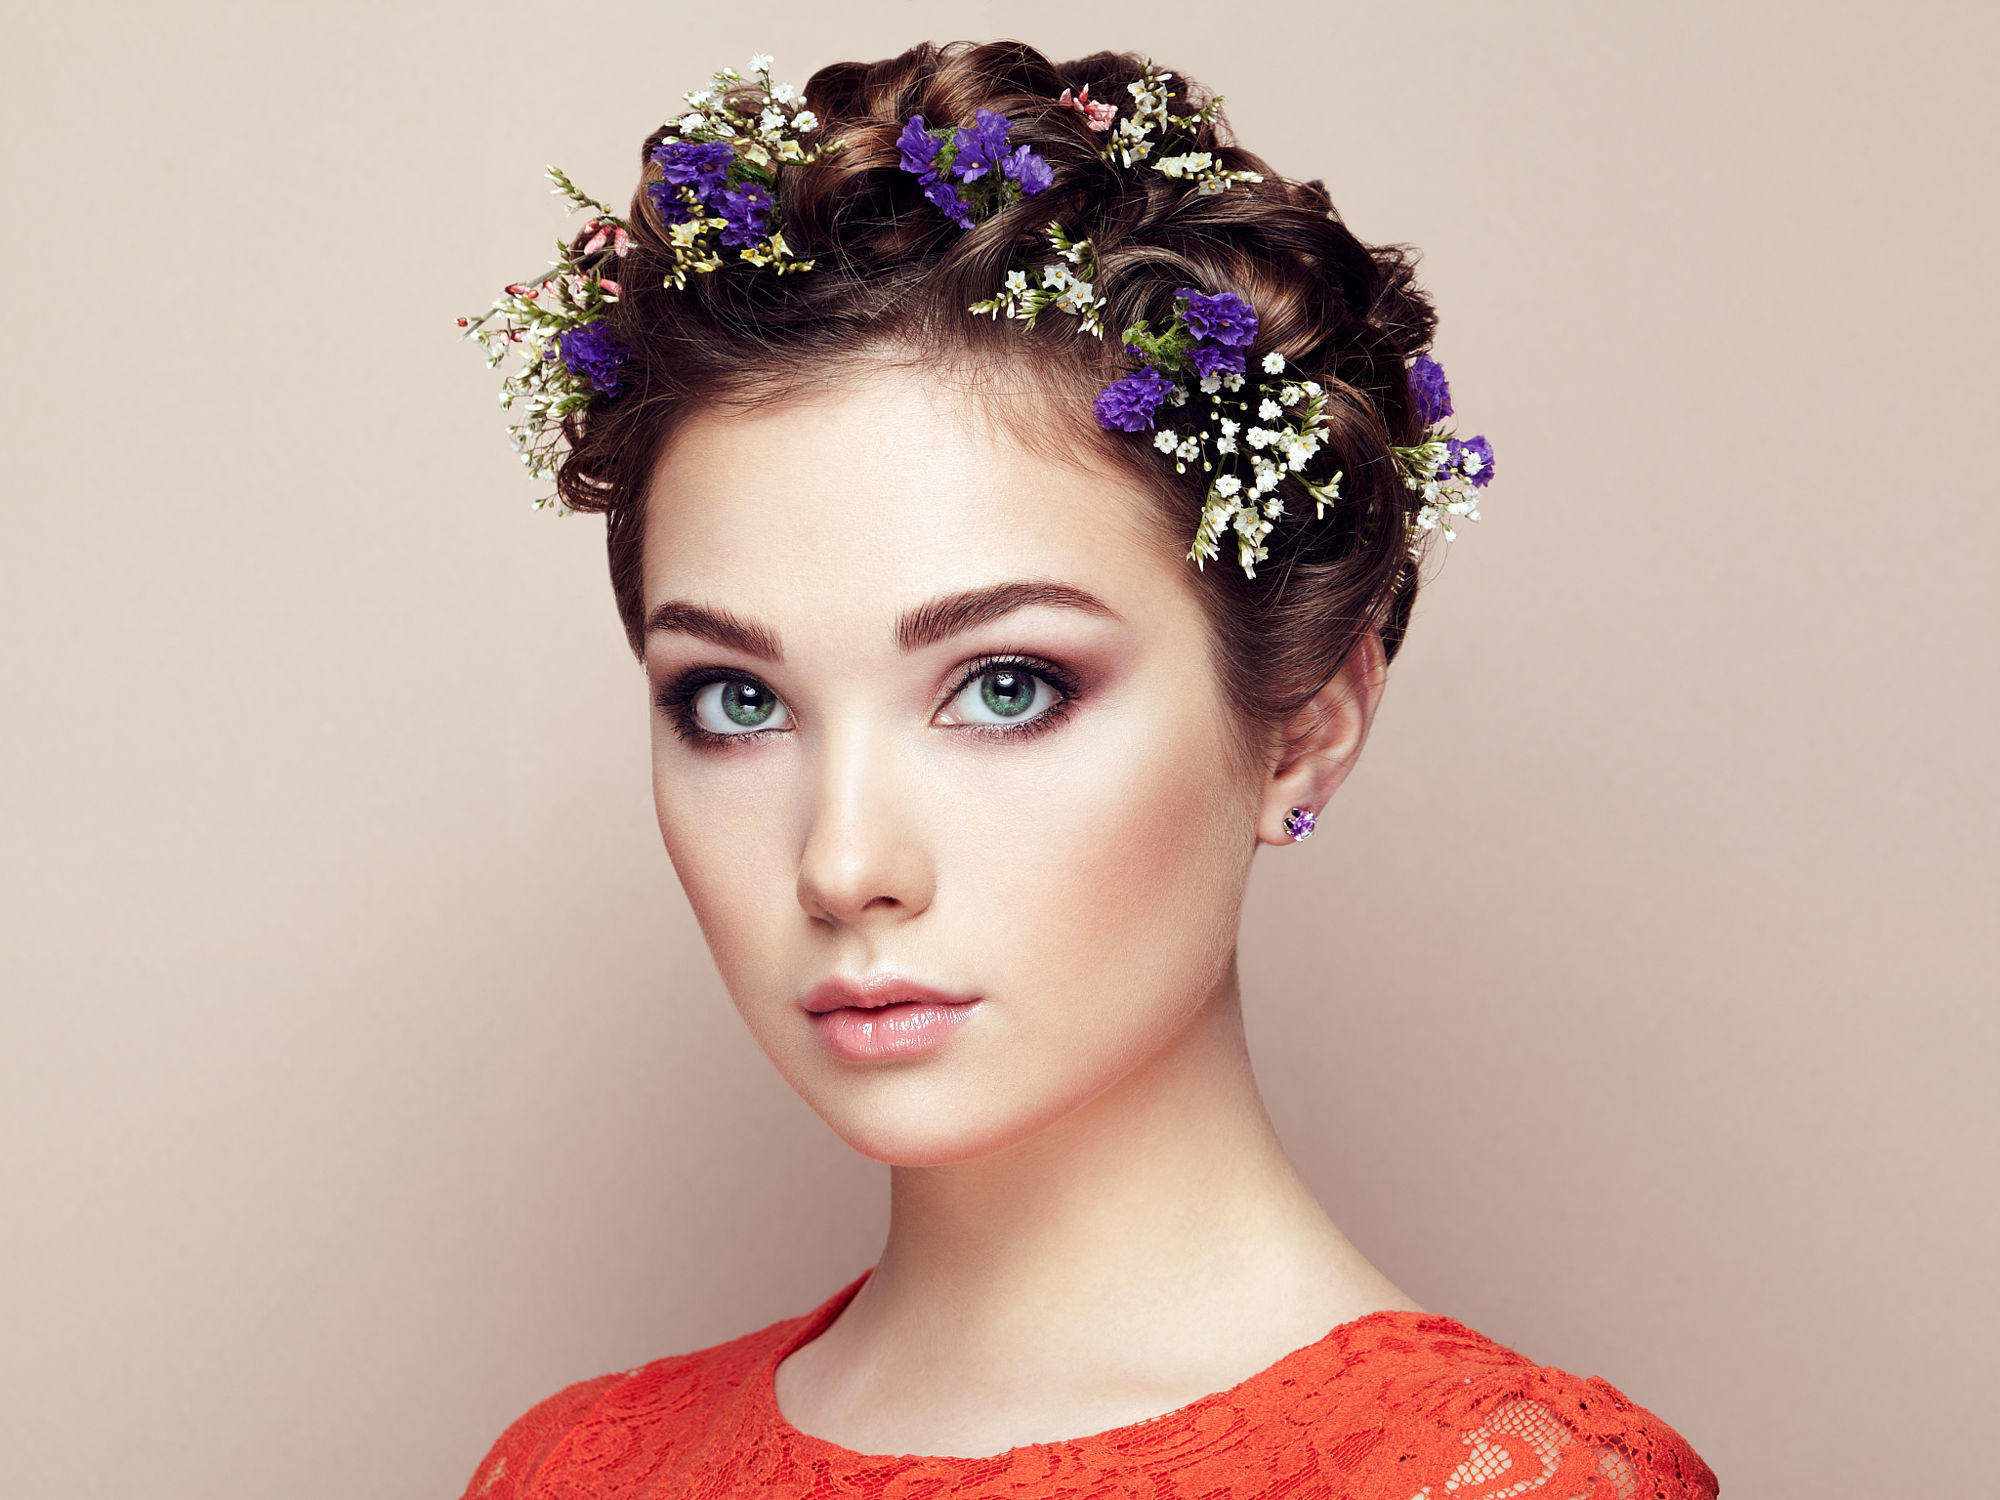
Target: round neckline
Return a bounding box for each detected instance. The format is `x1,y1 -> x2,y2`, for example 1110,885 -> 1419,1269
752,1264 -> 1445,1466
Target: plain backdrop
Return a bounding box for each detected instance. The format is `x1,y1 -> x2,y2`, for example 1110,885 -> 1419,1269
4,2 -> 1994,1496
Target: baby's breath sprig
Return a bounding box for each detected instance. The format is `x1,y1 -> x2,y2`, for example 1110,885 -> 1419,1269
1106,61 -> 1264,196
968,224 -> 1103,335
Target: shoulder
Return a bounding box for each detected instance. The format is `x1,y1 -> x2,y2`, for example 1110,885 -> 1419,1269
455,1369 -> 626,1500
454,1319 -> 789,1500
1337,1314 -> 1720,1499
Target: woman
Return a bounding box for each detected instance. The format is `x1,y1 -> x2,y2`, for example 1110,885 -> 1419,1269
455,39 -> 1719,1499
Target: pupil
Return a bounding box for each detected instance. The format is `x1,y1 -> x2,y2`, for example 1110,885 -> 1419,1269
721,681 -> 774,727
981,669 -> 1033,717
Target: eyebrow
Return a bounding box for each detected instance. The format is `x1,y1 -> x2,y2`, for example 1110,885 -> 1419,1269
644,578 -> 1121,662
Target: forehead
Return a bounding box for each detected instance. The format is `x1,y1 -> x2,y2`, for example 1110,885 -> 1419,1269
639,361 -> 1182,636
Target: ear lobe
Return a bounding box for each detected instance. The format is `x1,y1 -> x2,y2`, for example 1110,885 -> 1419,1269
1257,630 -> 1389,846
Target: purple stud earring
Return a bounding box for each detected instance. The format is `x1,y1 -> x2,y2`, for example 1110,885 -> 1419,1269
1282,806 -> 1317,842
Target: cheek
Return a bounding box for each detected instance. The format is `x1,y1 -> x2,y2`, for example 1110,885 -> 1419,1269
960,692 -> 1253,1031
650,752 -> 791,984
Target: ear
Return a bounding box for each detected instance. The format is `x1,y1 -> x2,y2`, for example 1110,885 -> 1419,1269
1256,629 -> 1390,846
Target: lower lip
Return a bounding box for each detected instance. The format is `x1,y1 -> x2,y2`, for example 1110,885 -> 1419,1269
809,1000 -> 982,1061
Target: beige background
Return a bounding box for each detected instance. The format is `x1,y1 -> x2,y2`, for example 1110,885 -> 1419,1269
4,2 -> 1993,1495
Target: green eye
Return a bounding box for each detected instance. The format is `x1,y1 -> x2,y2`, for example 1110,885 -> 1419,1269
979,667 -> 1037,718
694,678 -> 788,734
950,661 -> 1066,729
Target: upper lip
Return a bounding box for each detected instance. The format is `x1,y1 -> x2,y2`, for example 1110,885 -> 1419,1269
801,973 -> 981,1013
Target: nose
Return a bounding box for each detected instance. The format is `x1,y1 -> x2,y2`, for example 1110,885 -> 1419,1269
795,712 -> 935,928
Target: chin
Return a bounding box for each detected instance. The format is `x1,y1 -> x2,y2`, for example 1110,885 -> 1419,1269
780,1056 -> 1085,1168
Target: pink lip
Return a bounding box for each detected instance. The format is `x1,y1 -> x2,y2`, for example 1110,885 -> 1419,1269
801,973 -> 983,1062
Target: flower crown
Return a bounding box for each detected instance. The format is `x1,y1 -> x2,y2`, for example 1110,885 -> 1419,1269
458,55 -> 1495,578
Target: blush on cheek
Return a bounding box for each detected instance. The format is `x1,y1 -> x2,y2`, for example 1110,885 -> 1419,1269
1046,718 -> 1251,990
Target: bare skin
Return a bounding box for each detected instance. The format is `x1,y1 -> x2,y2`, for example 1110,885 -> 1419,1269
639,356 -> 1420,1459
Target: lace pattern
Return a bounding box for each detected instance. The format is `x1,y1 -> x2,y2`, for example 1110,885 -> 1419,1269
459,1269 -> 1718,1499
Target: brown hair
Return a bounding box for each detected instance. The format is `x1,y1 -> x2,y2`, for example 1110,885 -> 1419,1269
553,40 -> 1443,769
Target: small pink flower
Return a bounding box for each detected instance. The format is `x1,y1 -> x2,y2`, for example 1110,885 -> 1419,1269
1057,84 -> 1117,132
612,227 -> 632,256
598,279 -> 621,296
583,225 -> 611,254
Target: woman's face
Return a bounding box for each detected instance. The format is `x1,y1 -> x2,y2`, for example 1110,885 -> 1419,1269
639,359 -> 1270,1166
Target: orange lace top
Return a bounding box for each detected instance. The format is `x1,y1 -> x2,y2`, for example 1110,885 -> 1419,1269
459,1266 -> 1719,1499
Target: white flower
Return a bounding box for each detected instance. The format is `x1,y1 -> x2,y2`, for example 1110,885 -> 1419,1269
793,110 -> 819,132
679,112 -> 706,133
1221,372 -> 1244,391
1258,398 -> 1281,420
759,108 -> 784,132
1005,269 -> 1028,293
1199,373 -> 1221,394
1280,384 -> 1301,405
772,83 -> 795,102
685,89 -> 715,107
1214,473 -> 1243,497
1247,427 -> 1272,449
1303,380 -> 1322,396
1154,430 -> 1178,451
1177,437 -> 1199,460
749,53 -> 774,73
1041,263 -> 1069,288
1168,386 -> 1188,405
1461,451 -> 1484,477
1216,435 -> 1237,454
1262,351 -> 1285,374
1218,418 -> 1239,437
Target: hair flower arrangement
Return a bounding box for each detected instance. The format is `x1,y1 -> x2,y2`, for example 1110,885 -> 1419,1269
896,108 -> 1054,227
463,49 -> 1495,563
645,55 -> 839,285
1104,292 -> 1345,577
457,56 -> 834,496
967,222 -> 1104,335
1105,62 -> 1264,196
923,73 -> 1495,579
1391,354 -> 1495,542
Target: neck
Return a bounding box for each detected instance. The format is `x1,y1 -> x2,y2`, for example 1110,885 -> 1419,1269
855,957 -> 1403,1356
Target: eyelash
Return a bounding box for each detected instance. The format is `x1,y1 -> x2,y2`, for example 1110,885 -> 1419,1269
653,652 -> 1082,751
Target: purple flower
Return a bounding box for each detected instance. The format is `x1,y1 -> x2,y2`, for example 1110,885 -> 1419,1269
1409,354 -> 1453,424
951,108 -> 1012,181
1176,288 -> 1257,347
652,140 -> 735,205
1188,342 -> 1247,378
1434,434 -> 1496,488
1001,143 -> 1053,195
646,179 -> 694,225
1094,365 -> 1177,432
559,321 -> 627,397
1459,434 -> 1495,487
897,114 -> 942,178
716,181 -> 773,246
921,175 -> 973,228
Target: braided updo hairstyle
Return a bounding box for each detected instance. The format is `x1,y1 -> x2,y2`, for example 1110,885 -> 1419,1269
555,40 -> 1442,771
